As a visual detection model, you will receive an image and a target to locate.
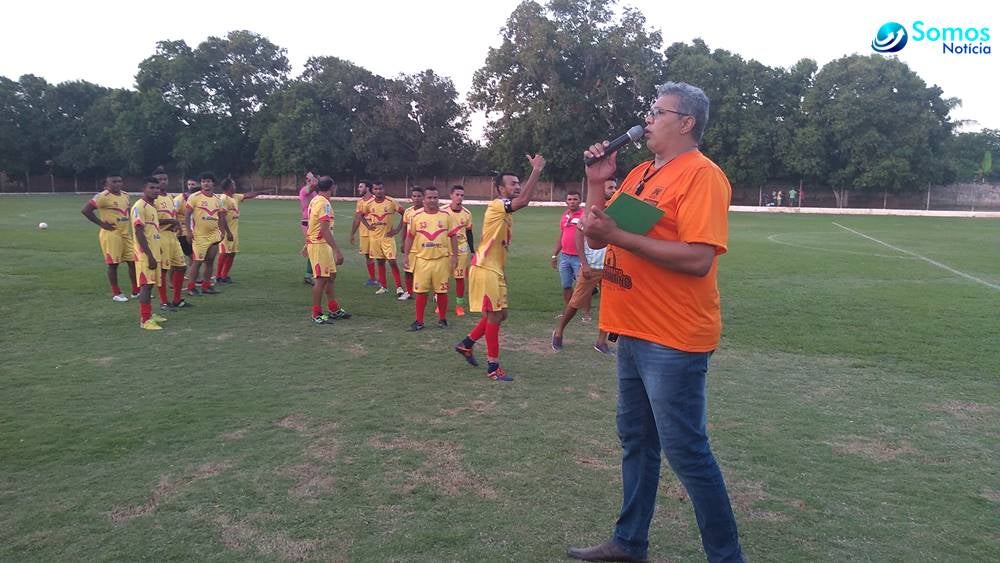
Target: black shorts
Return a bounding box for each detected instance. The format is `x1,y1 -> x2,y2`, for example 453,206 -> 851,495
178,235 -> 193,257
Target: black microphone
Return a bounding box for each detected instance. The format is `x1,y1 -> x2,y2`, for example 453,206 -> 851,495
584,125 -> 645,166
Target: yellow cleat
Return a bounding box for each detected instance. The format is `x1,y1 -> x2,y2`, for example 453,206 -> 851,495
140,320 -> 163,331
150,313 -> 168,323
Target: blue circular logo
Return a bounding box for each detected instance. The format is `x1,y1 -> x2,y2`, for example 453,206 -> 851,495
872,22 -> 908,53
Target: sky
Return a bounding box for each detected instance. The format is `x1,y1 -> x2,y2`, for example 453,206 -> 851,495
3,0 -> 997,138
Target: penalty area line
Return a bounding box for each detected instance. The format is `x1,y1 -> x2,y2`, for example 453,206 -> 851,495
832,222 -> 1000,291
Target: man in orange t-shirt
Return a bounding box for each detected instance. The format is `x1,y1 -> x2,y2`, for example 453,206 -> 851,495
568,82 -> 743,563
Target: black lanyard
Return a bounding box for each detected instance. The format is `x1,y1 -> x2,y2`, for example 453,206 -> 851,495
633,162 -> 663,197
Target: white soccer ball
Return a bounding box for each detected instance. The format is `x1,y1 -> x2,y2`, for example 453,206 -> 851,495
38,222 -> 48,230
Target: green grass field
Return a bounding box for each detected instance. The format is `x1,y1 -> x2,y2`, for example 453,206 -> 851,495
1,196 -> 998,562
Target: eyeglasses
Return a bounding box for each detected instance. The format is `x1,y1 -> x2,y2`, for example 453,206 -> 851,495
646,107 -> 689,120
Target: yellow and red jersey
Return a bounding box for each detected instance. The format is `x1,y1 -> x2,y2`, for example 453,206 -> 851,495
306,194 -> 333,245
90,190 -> 131,235
471,199 -> 512,274
446,205 -> 473,254
154,195 -> 178,239
130,199 -> 161,257
408,210 -> 456,261
186,191 -> 225,239
173,193 -> 190,237
221,193 -> 245,233
401,205 -> 422,238
355,195 -> 373,235
363,197 -> 401,239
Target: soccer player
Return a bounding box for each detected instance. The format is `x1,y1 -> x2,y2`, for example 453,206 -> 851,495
130,178 -> 167,330
184,172 -> 231,296
404,187 -> 458,330
398,186 -> 424,301
81,173 -> 138,301
455,154 -> 546,381
305,177 -> 351,324
358,181 -> 404,295
152,168 -> 190,310
550,179 -> 618,354
298,171 -> 318,285
174,178 -> 197,262
445,185 -> 474,316
551,190 -> 585,305
349,180 -> 377,286
216,177 -> 262,283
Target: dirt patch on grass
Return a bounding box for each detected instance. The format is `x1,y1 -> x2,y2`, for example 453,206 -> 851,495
275,413 -> 310,432
440,400 -> 497,417
587,384 -> 602,401
220,429 -> 249,440
980,487 -> 1000,503
346,343 -> 367,357
574,439 -> 619,471
305,439 -> 340,462
213,332 -> 234,342
830,435 -> 915,462
87,356 -> 115,367
504,334 -> 556,356
562,386 -> 575,393
280,463 -> 335,499
926,400 -> 996,421
108,461 -> 232,523
214,514 -> 321,561
370,435 -> 498,499
727,479 -> 790,522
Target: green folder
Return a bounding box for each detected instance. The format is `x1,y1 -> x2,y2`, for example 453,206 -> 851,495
603,192 -> 664,235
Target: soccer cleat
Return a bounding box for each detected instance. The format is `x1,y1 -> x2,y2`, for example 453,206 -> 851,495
396,286 -> 405,295
304,276 -> 314,286
437,319 -> 449,329
140,320 -> 163,331
397,291 -> 411,301
160,303 -> 176,312
112,294 -> 129,302
312,313 -> 331,325
408,321 -> 424,331
328,308 -> 352,320
551,331 -> 563,351
487,366 -> 513,382
374,286 -> 388,295
217,276 -> 232,284
455,305 -> 465,317
172,299 -> 193,308
201,287 -> 221,294
455,343 -> 479,366
186,287 -> 203,296
594,342 -> 616,355
364,279 -> 379,287
150,313 -> 168,323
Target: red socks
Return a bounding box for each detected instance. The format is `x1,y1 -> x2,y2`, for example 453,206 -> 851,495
216,255 -> 225,278
390,262 -> 402,288
455,278 -> 465,298
436,293 -> 448,320
158,271 -> 168,304
406,273 -> 414,293
327,300 -> 340,312
366,261 -> 376,281
486,322 -> 500,359
377,262 -> 387,287
171,270 -> 184,303
415,293 -> 427,323
312,305 -> 322,318
469,317 -> 488,341
111,284 -> 121,296
201,278 -> 211,290
131,284 -> 140,295
140,302 -> 151,323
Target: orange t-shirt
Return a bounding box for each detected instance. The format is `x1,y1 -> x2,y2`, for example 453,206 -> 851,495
599,151 -> 731,352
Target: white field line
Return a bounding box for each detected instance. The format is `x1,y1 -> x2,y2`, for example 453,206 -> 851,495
832,222 -> 1000,291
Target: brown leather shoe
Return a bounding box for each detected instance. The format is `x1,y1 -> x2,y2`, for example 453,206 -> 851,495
566,541 -> 648,562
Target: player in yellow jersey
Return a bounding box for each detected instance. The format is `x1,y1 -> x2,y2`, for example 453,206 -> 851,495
130,178 -> 168,330
358,181 -> 405,295
455,154 -> 546,381
81,173 -> 138,301
403,187 -> 458,330
398,186 -> 424,300
445,185 -> 475,316
349,181 -> 378,286
216,177 -> 262,283
184,172 -> 231,296
305,177 -> 351,324
174,178 -> 197,263
151,168 -> 190,311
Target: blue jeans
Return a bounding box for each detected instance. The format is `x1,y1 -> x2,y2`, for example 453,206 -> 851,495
558,253 -> 581,288
612,336 -> 744,563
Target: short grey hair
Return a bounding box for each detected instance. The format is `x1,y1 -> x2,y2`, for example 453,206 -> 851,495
656,82 -> 710,142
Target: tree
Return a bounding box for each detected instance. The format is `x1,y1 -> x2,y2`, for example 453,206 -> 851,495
787,55 -> 956,206
470,0 -> 665,181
